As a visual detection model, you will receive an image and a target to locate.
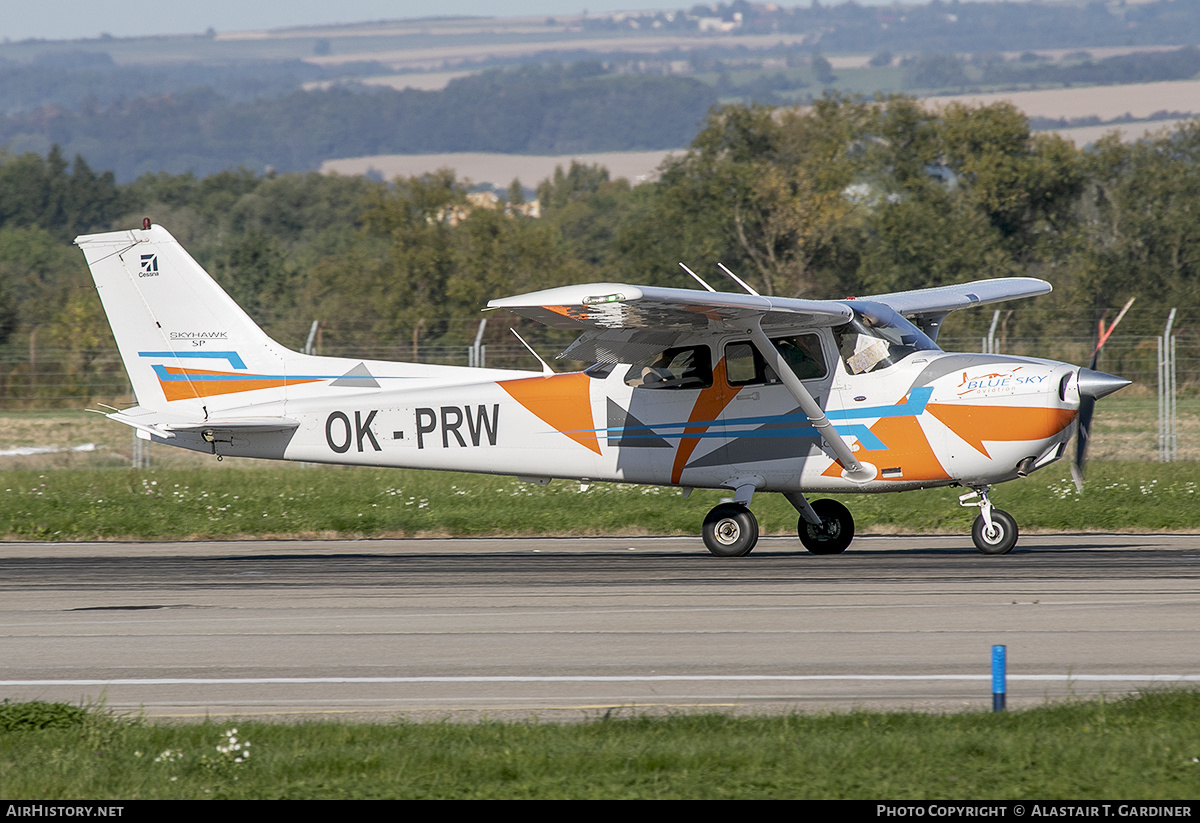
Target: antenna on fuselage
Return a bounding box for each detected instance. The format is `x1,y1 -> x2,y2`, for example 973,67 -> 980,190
679,263 -> 716,292
510,328 -> 555,376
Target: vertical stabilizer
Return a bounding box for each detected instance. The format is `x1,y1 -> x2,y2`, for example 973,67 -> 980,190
76,224 -> 292,415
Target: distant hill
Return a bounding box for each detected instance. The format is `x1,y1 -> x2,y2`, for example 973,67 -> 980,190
4,2 -> 1200,180
0,67 -> 716,181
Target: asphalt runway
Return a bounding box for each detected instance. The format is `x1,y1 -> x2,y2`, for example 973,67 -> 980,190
2,534 -> 1199,721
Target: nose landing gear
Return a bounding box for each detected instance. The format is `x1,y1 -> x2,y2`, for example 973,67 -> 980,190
960,487 -> 1018,555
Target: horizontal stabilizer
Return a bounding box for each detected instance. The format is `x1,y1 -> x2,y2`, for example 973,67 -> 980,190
104,405 -> 299,440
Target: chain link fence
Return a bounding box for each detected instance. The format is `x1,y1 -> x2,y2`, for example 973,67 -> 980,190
1,312 -> 1192,462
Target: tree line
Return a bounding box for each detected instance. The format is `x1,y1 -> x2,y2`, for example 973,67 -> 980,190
899,46 -> 1200,93
0,65 -> 716,182
1,94 -> 1195,405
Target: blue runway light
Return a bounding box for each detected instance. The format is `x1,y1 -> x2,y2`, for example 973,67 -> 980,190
992,644 -> 1007,712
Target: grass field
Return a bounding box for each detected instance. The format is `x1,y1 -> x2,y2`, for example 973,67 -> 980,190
1,460 -> 1198,542
3,691 -> 1199,799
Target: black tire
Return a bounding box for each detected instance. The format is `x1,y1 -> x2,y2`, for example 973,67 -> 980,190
798,499 -> 854,555
702,503 -> 759,557
972,509 -> 1018,555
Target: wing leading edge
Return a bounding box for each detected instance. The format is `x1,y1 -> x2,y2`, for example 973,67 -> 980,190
487,284 -> 853,364
857,277 -> 1052,339
488,277 -> 1051,359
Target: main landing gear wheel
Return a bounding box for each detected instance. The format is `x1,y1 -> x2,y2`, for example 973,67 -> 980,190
702,503 -> 759,557
798,498 -> 854,555
972,509 -> 1018,555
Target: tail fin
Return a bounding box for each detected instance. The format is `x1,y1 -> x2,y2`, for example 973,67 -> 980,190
76,224 -> 294,415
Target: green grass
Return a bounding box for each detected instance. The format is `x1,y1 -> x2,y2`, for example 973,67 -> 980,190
2,460 -> 1198,541
3,692 -> 1199,798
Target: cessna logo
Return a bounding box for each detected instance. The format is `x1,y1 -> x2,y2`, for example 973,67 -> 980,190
138,254 -> 159,277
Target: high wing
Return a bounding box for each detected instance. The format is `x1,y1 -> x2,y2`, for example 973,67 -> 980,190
486,283 -> 853,364
489,277 -> 1052,357
857,277 -> 1052,339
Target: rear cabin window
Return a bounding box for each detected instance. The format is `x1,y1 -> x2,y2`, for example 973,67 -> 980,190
623,345 -> 713,389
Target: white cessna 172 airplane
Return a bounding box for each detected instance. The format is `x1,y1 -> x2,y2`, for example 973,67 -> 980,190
77,223 -> 1130,557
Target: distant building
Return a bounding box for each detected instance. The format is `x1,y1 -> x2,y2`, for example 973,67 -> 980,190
438,191 -> 540,225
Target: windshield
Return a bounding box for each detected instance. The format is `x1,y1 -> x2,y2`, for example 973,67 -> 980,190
833,303 -> 939,374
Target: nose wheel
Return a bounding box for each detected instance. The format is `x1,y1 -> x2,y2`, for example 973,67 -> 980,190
971,508 -> 1018,555
961,487 -> 1019,555
702,503 -> 759,557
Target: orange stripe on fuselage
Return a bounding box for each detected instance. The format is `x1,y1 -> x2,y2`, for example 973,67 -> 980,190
498,372 -> 602,454
821,413 -> 950,482
670,358 -> 741,484
157,367 -> 320,402
926,404 -> 1077,458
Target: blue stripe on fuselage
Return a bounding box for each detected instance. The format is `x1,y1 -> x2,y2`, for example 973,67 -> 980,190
585,386 -> 933,451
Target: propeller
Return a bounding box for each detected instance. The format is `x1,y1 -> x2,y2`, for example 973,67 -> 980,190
1072,298 -> 1135,491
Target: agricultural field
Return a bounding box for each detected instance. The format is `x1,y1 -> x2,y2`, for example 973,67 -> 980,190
931,79 -> 1200,123
319,63 -> 1200,186
320,149 -> 679,189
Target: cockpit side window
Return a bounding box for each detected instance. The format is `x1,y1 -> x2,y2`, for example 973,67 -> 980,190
773,334 -> 827,381
623,345 -> 713,389
724,333 -> 828,386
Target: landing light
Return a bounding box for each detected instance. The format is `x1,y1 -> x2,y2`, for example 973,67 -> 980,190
583,293 -> 625,305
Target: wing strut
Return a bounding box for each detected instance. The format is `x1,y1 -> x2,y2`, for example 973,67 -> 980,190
747,321 -> 874,483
